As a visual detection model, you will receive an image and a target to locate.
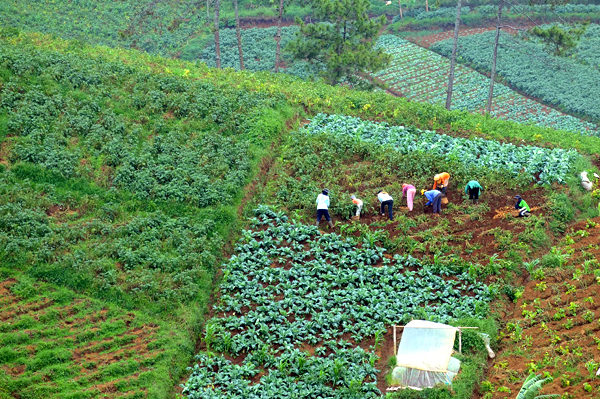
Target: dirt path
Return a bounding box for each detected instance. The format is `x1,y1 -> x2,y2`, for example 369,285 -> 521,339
406,24 -> 535,48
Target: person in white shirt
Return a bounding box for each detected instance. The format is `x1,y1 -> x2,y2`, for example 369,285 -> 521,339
377,190 -> 394,221
315,189 -> 334,228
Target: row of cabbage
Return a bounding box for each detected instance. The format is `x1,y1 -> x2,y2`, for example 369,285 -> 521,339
392,3 -> 600,23
374,35 -> 600,136
431,30 -> 600,124
197,26 -> 317,79
304,113 -> 579,184
182,206 -> 495,398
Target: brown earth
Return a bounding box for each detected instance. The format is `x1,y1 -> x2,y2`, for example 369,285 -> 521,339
0,278 -> 164,397
485,217 -> 600,399
406,25 -> 534,49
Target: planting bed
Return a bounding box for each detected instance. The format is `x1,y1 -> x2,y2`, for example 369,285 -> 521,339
259,116 -> 561,267
486,217 -> 600,399
431,28 -> 600,127
304,114 -> 579,184
372,35 -> 600,136
182,206 -> 495,398
0,277 -> 175,398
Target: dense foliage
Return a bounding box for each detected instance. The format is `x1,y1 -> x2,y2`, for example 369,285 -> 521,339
305,114 -> 580,184
572,24 -> 600,70
182,206 -> 495,398
390,4 -> 600,30
431,30 -> 600,124
0,0 -> 211,57
0,31 -> 292,397
375,35 -> 600,136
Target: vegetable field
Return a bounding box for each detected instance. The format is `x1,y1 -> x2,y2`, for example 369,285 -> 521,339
2,28 -> 600,399
196,27 -> 313,78
182,206 -> 495,398
0,31 -> 292,397
487,218 -> 600,399
373,35 -> 600,136
304,114 -> 580,184
431,29 -> 600,125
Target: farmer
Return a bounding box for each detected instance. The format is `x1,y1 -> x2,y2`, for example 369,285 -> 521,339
350,195 -> 363,221
433,172 -> 451,195
514,195 -> 531,217
422,189 -> 443,216
402,183 -> 417,211
377,190 -> 394,221
464,180 -> 483,205
316,189 -> 334,228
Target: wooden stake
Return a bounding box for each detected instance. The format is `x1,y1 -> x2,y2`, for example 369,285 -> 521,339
393,325 -> 397,357
458,328 -> 462,354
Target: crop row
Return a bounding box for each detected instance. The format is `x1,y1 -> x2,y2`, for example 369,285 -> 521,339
182,206 -> 495,398
0,0 -> 208,56
304,113 -> 579,184
0,276 -> 180,398
431,29 -> 600,125
196,26 -> 316,79
374,35 -> 600,136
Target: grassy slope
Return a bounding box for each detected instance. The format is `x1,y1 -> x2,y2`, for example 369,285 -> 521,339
4,30 -> 600,158
0,31 -> 295,398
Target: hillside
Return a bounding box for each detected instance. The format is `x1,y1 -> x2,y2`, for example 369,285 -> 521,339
372,35 -> 600,136
1,28 -> 600,399
431,28 -> 600,125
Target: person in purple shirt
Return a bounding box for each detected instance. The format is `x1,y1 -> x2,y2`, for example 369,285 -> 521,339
421,189 -> 443,216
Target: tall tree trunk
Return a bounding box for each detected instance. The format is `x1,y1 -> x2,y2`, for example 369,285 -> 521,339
445,0 -> 462,110
486,0 -> 504,114
233,0 -> 244,70
274,0 -> 284,72
425,0 -> 429,12
214,0 -> 221,68
207,0 -> 210,20
398,0 -> 403,19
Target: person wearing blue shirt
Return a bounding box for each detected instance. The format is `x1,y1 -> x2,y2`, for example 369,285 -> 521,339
315,189 -> 334,228
422,189 -> 443,216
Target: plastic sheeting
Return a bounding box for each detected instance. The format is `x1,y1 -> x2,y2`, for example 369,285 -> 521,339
390,320 -> 461,389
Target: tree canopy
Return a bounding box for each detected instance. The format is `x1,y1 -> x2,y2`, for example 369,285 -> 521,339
286,0 -> 391,85
528,23 -> 588,56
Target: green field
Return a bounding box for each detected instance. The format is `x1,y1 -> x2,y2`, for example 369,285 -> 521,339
2,19 -> 600,399
431,27 -> 600,125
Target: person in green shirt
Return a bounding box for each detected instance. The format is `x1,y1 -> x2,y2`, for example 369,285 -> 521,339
514,195 -> 531,217
464,181 -> 483,204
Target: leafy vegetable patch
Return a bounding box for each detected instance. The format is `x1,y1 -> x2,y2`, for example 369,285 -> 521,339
304,114 -> 579,184
183,206 -> 495,398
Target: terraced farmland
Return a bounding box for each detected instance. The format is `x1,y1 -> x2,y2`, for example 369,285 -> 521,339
487,218 -> 600,399
182,206 -> 496,398
372,35 -> 600,137
0,277 -> 181,398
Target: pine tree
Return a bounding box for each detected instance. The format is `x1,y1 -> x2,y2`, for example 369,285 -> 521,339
287,0 -> 390,85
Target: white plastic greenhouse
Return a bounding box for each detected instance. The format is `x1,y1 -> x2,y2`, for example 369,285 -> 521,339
389,320 -> 462,389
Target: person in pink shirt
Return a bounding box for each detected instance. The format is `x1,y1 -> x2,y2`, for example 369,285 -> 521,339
402,183 -> 417,211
